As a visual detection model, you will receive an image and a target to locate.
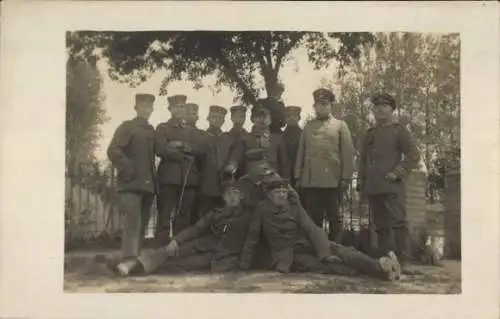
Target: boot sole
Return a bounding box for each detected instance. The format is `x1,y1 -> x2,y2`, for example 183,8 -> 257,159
388,251 -> 402,280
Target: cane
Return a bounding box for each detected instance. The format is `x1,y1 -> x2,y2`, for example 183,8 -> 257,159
169,157 -> 194,239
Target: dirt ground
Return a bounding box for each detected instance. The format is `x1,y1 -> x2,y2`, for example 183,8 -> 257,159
64,251 -> 461,294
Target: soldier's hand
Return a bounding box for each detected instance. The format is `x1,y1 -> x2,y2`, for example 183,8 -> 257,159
224,163 -> 237,175
169,141 -> 183,148
165,240 -> 179,257
339,179 -> 349,191
385,172 -> 399,182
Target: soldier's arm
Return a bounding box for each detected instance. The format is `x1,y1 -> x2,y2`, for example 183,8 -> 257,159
277,137 -> 291,179
174,211 -> 214,244
238,208 -> 263,270
391,125 -> 420,179
295,204 -> 332,261
293,128 -> 306,182
107,122 -> 132,170
154,124 -> 184,161
339,121 -> 356,180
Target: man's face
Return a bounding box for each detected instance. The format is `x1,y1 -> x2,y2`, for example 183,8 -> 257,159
252,113 -> 271,128
285,113 -> 300,126
208,113 -> 225,128
269,188 -> 289,206
135,103 -> 154,120
223,189 -> 243,207
313,101 -> 331,119
185,109 -> 199,125
372,104 -> 393,123
231,112 -> 246,127
170,105 -> 185,120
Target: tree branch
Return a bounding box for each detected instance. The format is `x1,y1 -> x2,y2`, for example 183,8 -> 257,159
216,53 -> 257,105
274,34 -> 303,76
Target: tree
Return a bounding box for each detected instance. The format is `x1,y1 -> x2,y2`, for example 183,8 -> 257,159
329,33 -> 460,180
68,31 -> 375,106
66,32 -> 109,177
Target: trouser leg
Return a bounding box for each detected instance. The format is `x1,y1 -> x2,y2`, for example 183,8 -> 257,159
302,188 -> 325,228
369,194 -> 396,257
329,241 -> 384,278
385,193 -> 412,264
292,253 -> 357,277
172,187 -> 197,235
155,185 -> 178,245
118,191 -> 143,260
324,187 -> 341,241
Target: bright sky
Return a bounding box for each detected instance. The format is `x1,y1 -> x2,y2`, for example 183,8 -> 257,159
95,46 -> 339,162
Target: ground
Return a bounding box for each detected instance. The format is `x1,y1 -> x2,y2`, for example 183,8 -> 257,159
64,250 -> 461,294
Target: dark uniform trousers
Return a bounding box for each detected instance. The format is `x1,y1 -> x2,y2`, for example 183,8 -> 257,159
301,187 -> 342,240
369,192 -> 411,262
242,200 -> 386,279
119,192 -> 154,259
156,185 -> 197,244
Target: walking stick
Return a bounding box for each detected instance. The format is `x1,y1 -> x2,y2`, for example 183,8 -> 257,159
169,157 -> 194,239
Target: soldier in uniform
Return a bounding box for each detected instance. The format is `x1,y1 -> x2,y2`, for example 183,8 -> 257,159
111,182 -> 254,277
184,102 -> 200,128
294,88 -> 356,241
106,93 -> 157,263
155,95 -> 204,244
199,105 -> 228,218
224,106 -> 290,180
282,106 -> 302,187
239,176 -> 400,281
358,92 -> 420,276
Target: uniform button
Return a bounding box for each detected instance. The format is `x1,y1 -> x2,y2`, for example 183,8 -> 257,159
146,180 -> 150,184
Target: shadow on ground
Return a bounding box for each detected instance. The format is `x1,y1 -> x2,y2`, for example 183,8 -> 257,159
64,251 -> 461,294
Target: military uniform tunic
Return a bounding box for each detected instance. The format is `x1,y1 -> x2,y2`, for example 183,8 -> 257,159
107,117 -> 156,260
227,127 -> 291,179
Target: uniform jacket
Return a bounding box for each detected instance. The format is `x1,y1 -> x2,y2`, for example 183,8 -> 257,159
200,126 -> 227,197
282,125 -> 302,181
239,200 -> 331,273
155,118 -> 205,187
107,117 -> 157,193
294,116 -> 355,188
174,206 -> 253,272
358,120 -> 420,195
227,127 -> 291,179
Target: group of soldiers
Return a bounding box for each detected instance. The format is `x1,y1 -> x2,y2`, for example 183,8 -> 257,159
106,87 -> 420,281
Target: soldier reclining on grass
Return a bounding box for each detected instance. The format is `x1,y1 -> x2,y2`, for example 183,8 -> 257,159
238,175 -> 401,281
111,182 -> 254,277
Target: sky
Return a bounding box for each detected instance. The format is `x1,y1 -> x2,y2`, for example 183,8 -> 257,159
94,46 -> 339,162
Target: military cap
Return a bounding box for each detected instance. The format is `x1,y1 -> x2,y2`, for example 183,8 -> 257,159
263,176 -> 290,191
230,105 -> 247,114
135,93 -> 155,105
285,106 -> 301,115
313,88 -> 336,104
185,103 -> 199,111
208,105 -> 228,115
251,106 -> 271,118
167,94 -> 187,108
371,92 -> 396,110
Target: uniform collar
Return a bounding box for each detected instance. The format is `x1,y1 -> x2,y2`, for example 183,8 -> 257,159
207,126 -> 223,136
167,117 -> 185,128
285,124 -> 300,131
251,125 -> 270,134
374,117 -> 396,128
230,126 -> 246,134
133,116 -> 151,126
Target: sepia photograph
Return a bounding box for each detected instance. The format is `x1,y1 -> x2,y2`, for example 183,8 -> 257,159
64,30 -> 461,294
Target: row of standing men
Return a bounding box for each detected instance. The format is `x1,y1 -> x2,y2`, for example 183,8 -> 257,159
107,88 -> 420,273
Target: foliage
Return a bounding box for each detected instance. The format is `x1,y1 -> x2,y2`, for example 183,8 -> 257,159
329,33 -> 460,182
67,31 -> 375,107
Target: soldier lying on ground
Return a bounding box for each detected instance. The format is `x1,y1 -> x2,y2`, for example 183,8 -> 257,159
110,182 -> 253,277
238,176 -> 401,281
